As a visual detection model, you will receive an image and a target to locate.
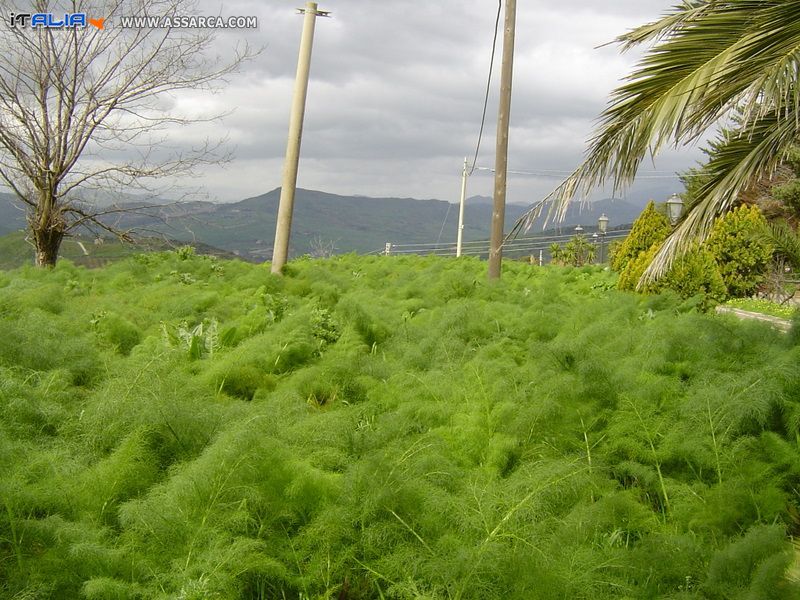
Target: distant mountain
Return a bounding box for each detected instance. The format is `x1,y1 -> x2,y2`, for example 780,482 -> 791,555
85,188 -> 538,260
467,195 -> 646,232
0,191 -> 167,237
0,193 -> 26,236
0,188 -> 652,262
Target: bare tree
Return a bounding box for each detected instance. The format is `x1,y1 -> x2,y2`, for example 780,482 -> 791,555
0,0 -> 254,266
309,235 -> 337,258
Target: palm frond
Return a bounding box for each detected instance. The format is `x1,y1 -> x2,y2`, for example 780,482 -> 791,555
754,220 -> 800,267
511,0 -> 800,272
616,1 -> 713,50
642,108 -> 798,284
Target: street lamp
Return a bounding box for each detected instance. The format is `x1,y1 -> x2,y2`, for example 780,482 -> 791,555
574,225 -> 584,234
597,213 -> 609,263
666,194 -> 684,225
598,213 -> 608,234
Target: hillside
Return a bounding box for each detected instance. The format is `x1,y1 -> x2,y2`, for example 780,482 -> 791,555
0,231 -> 242,270
0,254 -> 798,598
0,189 -> 646,262
0,193 -> 24,236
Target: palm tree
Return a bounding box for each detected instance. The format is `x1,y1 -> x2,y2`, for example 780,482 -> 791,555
759,221 -> 800,269
511,0 -> 800,283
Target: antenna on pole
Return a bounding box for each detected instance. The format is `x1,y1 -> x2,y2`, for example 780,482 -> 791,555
271,2 -> 329,275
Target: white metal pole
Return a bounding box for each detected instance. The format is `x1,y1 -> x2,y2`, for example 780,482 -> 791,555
456,157 -> 468,257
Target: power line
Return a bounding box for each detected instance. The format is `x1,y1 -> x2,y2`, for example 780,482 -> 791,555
468,0 -> 502,176
435,201 -> 452,245
378,228 -> 631,256
474,166 -> 680,179
387,229 -> 631,250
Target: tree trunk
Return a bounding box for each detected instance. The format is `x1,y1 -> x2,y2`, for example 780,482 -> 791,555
31,188 -> 65,268
33,227 -> 64,267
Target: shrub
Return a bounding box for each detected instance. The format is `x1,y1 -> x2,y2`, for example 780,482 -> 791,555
552,234 -> 596,266
611,201 -> 671,273
704,204 -> 774,297
770,146 -> 800,217
310,306 -> 340,345
617,243 -> 659,292
618,243 -> 726,309
772,179 -> 800,214
658,246 -> 728,309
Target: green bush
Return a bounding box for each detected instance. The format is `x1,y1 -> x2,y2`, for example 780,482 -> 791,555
612,200 -> 742,308
658,245 -> 728,309
705,204 -> 774,297
617,243 -> 659,292
611,201 -> 671,273
769,146 -> 800,217
552,234 -> 596,266
619,243 -> 726,309
772,179 -> 800,214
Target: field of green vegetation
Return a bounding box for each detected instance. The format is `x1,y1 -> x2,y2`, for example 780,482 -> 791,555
1,252 -> 799,599
0,231 -> 243,271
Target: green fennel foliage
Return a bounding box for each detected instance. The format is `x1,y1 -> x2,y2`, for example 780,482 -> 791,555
0,251 -> 798,599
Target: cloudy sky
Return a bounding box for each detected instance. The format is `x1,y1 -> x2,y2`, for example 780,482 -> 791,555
170,0 -> 704,205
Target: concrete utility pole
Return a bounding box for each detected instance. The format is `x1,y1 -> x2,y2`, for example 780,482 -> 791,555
487,0 -> 516,280
456,157 -> 468,257
271,2 -> 329,275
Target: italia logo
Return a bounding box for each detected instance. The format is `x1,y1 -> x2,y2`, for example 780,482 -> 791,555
8,12 -> 105,29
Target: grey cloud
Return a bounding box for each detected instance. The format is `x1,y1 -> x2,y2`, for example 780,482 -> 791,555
110,1 -> 702,204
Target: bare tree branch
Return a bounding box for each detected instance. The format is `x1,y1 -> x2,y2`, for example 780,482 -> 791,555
0,0 -> 258,266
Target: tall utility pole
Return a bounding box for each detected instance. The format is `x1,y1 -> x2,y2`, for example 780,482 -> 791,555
456,157 -> 468,257
487,0 -> 516,280
271,2 -> 329,275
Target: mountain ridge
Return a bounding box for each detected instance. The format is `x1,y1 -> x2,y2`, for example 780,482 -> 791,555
0,188 -> 649,261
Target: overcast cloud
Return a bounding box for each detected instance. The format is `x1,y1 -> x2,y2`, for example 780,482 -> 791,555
153,1 -> 704,204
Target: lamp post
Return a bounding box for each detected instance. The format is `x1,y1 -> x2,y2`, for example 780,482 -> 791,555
597,213 -> 608,263
666,194 -> 684,226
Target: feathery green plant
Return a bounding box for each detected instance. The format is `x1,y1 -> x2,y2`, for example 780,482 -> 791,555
0,254 -> 798,598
